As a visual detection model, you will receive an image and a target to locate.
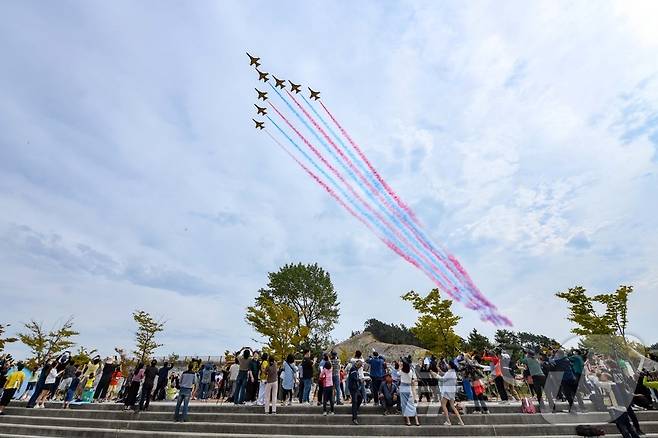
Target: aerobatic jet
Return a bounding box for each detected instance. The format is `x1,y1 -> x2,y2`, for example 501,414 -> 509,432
254,104 -> 267,116
255,88 -> 268,101
246,52 -> 260,67
289,81 -> 301,94
256,69 -> 269,82
253,119 -> 264,130
273,75 -> 286,89
309,88 -> 321,101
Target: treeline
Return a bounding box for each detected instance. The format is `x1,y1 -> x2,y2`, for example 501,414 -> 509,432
363,318 -> 428,348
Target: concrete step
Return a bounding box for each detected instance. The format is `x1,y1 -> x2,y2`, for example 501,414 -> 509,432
0,423 -> 656,438
5,406 -> 658,425
9,400 -> 593,415
1,415 -> 657,436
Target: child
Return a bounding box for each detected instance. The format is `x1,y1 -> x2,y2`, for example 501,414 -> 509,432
0,362 -> 26,415
82,373 -> 96,402
63,371 -> 82,409
107,368 -> 123,401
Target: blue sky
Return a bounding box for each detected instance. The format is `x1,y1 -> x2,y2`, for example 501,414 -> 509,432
1,0 -> 657,358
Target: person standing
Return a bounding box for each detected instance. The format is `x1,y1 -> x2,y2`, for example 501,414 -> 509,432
256,353 -> 269,406
399,360 -> 420,427
124,363 -> 144,411
263,356 -> 279,414
366,351 -> 385,405
300,350 -> 314,404
330,351 -> 343,405
483,349 -> 508,403
319,360 -> 335,415
154,362 -> 173,401
107,367 -> 123,401
347,360 -> 364,425
0,362 -> 26,415
174,363 -> 197,422
439,361 -> 464,426
281,354 -> 298,406
62,371 -> 81,409
234,348 -> 252,405
94,358 -> 117,402
227,358 -> 240,402
521,351 -> 546,410
26,364 -> 49,408
35,361 -> 61,408
139,360 -> 158,411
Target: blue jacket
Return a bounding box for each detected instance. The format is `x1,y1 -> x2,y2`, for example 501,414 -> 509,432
367,356 -> 385,378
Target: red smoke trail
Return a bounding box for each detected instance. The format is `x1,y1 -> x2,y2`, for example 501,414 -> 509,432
268,102 -> 461,300
320,101 -> 420,225
319,101 -> 510,325
264,129 -> 459,299
292,91 -> 468,302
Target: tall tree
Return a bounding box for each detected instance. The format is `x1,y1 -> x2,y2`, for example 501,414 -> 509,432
246,296 -> 309,357
402,289 -> 462,357
595,285 -> 633,340
464,329 -> 492,352
494,329 -> 520,349
517,332 -> 559,350
18,318 -> 78,367
255,263 -> 340,353
132,310 -> 165,363
0,323 -> 18,353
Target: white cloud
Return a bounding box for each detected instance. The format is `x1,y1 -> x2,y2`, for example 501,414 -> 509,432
1,0 -> 658,358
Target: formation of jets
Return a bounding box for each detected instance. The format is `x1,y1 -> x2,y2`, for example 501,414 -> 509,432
247,51 -> 321,130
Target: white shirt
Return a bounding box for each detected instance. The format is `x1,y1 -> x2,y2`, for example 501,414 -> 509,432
229,364 -> 240,380
45,368 -> 59,384
400,369 -> 416,385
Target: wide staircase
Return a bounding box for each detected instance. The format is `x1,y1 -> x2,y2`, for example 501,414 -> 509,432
0,401 -> 656,437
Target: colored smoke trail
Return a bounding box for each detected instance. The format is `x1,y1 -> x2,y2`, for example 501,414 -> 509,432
298,93 -> 474,301
268,96 -> 463,300
265,121 -> 461,299
270,86 -> 466,300
320,101 -> 419,225
317,100 -> 509,324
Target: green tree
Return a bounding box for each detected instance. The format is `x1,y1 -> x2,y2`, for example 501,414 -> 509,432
246,296 -> 309,357
0,323 -> 18,353
555,285 -> 633,338
517,332 -> 559,351
18,318 -> 78,368
363,319 -> 424,347
255,263 -> 340,353
71,346 -> 98,366
402,289 -> 462,357
494,329 -> 520,349
132,310 -> 165,363
464,329 -> 492,353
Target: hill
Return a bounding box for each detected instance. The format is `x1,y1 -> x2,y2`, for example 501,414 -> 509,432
332,332 -> 429,363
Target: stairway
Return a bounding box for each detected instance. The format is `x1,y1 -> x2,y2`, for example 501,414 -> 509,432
0,401 -> 656,437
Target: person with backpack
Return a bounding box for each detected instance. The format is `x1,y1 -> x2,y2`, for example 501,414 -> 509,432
347,360 -> 364,425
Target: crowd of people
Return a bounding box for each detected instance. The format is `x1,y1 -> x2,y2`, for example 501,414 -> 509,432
1,344 -> 657,434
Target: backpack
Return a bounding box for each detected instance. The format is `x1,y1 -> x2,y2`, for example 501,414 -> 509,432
521,397 -> 536,414
575,425 -> 606,437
